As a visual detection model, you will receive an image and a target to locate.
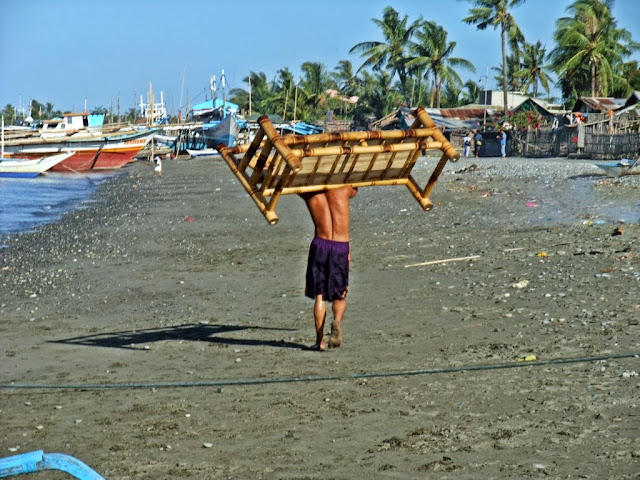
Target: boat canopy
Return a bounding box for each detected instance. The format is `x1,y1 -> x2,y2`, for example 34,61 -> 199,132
191,99 -> 239,116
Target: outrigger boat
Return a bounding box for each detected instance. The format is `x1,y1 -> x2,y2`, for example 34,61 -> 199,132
0,152 -> 75,178
594,158 -> 639,177
1,129 -> 156,171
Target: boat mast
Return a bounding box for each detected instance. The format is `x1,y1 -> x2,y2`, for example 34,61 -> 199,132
221,69 -> 226,119
179,65 -> 186,123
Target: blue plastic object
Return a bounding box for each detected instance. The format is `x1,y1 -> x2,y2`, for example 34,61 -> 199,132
0,450 -> 105,479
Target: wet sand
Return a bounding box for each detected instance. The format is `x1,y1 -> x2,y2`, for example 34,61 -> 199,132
1,156 -> 639,479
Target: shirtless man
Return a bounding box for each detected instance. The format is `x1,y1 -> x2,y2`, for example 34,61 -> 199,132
301,186 -> 358,350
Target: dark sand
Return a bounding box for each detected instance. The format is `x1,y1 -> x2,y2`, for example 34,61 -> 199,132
1,156 -> 639,479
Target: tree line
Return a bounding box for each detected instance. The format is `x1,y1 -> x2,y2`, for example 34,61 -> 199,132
2,0 -> 638,128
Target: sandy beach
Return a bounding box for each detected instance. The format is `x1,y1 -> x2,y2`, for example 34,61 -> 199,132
1,155 -> 639,479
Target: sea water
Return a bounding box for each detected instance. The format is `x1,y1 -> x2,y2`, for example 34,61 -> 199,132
0,172 -> 121,240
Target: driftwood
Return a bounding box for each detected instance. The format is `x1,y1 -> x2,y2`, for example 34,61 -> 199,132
216,107 -> 460,225
404,255 -> 481,268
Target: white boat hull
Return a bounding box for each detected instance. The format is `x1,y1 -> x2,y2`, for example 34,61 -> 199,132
0,151 -> 75,178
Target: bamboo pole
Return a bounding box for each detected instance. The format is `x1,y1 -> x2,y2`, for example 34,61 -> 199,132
422,153 -> 449,199
405,175 -> 433,211
257,115 -> 302,172
217,146 -> 279,225
288,141 -> 442,158
261,177 -> 413,196
283,127 -> 437,146
411,107 -> 459,162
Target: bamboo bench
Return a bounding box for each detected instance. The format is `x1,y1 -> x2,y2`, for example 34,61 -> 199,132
215,107 -> 460,225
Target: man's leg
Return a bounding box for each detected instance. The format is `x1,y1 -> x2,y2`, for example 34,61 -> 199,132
313,295 -> 327,350
328,298 -> 346,348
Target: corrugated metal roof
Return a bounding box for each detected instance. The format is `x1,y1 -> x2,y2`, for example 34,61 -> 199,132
372,107 -> 503,131
574,97 -> 626,113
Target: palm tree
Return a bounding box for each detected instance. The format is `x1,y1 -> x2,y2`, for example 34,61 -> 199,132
408,21 -> 476,108
353,70 -> 403,123
549,0 -> 639,98
463,0 -> 526,119
440,81 -> 462,107
229,71 -> 274,115
514,41 -> 553,97
460,79 -> 482,105
349,6 -> 421,106
330,60 -> 359,97
299,62 -> 332,118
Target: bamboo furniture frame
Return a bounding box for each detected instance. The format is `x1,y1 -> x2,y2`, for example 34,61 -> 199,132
216,107 -> 460,225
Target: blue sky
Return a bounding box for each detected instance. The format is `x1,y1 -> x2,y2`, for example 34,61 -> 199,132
1,0 -> 638,116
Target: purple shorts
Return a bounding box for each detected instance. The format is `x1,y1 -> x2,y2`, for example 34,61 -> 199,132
305,237 -> 349,301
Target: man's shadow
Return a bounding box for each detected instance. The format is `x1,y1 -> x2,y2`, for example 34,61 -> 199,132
51,323 -> 308,350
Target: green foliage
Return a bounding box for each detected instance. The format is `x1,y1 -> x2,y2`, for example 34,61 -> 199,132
549,0 -> 640,98
8,3 -> 637,128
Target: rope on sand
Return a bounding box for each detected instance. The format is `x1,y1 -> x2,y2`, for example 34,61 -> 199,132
1,352 -> 637,391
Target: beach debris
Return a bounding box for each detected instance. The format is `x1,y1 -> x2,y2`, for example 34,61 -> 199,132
203,443 -> 213,448
620,371 -> 638,378
185,216 -> 195,222
612,226 -> 625,236
536,251 -> 547,258
517,355 -> 537,362
404,255 -> 480,268
455,163 -> 480,173
525,201 -> 539,207
511,279 -> 530,289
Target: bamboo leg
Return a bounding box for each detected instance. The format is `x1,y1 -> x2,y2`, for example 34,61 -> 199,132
406,175 -> 434,211
258,116 -> 302,172
249,142 -> 274,186
412,107 -> 460,163
218,147 -> 279,225
422,153 -> 449,200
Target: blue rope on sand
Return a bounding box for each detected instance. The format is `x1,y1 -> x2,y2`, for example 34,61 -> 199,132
0,450 -> 105,479
0,352 -> 637,391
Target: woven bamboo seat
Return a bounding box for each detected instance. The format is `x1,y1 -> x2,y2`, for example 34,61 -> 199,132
216,107 -> 460,225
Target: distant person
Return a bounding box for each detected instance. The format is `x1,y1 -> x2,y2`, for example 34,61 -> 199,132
473,131 -> 483,158
300,186 -> 358,351
462,132 -> 471,158
153,156 -> 162,177
498,129 -> 507,159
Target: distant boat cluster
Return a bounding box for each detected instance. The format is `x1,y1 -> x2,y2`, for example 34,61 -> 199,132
0,90 -> 325,178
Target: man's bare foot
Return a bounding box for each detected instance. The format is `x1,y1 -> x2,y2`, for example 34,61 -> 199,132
328,321 -> 342,348
309,341 -> 326,351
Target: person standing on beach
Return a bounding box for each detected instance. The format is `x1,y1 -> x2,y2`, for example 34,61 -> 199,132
473,131 -> 483,158
498,129 -> 507,159
300,186 -> 358,351
462,132 -> 471,158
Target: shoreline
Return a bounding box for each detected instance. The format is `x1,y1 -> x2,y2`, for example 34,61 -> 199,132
1,156 -> 639,479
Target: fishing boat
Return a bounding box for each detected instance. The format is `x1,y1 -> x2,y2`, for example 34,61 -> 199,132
202,113 -> 240,147
594,158 -> 639,177
186,148 -> 220,158
0,151 -> 75,178
40,111 -> 106,139
2,129 -> 156,172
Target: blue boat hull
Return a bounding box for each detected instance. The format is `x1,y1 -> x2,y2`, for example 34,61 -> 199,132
0,172 -> 41,178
